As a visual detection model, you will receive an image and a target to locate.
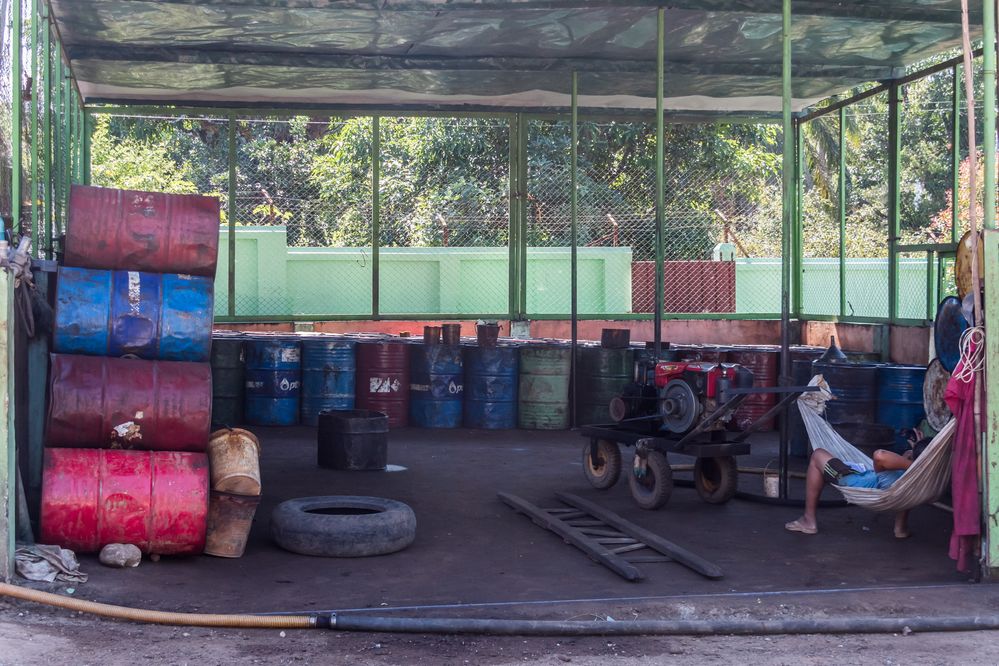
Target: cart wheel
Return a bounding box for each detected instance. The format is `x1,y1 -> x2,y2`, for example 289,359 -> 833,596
694,455 -> 738,504
628,450 -> 673,510
582,440 -> 622,489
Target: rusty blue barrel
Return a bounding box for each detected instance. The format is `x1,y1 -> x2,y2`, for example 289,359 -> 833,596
518,344 -> 571,430
574,345 -> 634,426
410,344 -> 464,428
813,361 -> 880,426
877,364 -> 927,444
54,266 -> 213,362
210,335 -> 245,427
463,345 -> 518,429
244,337 -> 301,426
300,337 -> 357,427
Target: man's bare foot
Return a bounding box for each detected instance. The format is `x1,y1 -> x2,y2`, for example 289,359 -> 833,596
894,527 -> 911,539
785,517 -> 817,535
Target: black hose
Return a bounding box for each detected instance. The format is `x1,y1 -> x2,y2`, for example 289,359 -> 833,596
331,613 -> 999,636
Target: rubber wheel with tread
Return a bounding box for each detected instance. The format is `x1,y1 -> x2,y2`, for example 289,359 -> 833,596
582,440 -> 622,489
628,450 -> 673,510
694,456 -> 738,504
271,496 -> 416,557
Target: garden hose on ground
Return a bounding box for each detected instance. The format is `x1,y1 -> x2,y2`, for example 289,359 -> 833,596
4,582 -> 999,636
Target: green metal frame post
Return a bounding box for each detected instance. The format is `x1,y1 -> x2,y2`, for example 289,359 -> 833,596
82,109 -> 91,185
11,0 -> 22,235
41,6 -> 51,257
518,114 -> 528,319
953,64 -> 961,243
792,118 -> 803,317
570,72 -> 578,426
887,82 -> 902,323
29,0 -> 39,255
985,0 -> 996,230
984,229 -> 999,575
839,106 -> 847,317
371,115 -> 380,318
227,113 -> 237,317
654,7 -> 665,357
508,115 -> 520,319
52,53 -> 62,235
0,269 -> 14,581
778,0 -> 793,499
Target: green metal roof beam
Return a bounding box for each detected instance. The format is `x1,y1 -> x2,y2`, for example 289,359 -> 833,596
101,0 -> 984,24
65,45 -> 899,81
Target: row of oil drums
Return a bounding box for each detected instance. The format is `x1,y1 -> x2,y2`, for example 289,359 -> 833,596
210,333 -> 665,430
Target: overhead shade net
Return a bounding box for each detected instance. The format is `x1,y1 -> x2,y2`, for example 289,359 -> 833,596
52,1 -> 982,114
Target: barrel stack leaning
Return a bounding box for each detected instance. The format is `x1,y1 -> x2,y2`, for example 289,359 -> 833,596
42,185 -> 221,556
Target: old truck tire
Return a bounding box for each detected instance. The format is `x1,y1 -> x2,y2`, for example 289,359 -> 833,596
694,456 -> 738,504
271,496 -> 416,557
628,450 -> 673,510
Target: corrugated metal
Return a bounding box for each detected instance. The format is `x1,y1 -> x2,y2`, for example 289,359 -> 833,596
300,338 -> 357,427
54,266 -> 213,362
46,354 -> 212,451
355,340 -> 410,428
410,344 -> 463,428
463,345 -> 518,429
244,337 -> 301,426
40,448 -> 209,555
64,185 -> 220,277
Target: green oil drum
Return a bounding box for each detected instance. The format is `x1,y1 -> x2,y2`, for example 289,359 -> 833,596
518,345 -> 571,430
574,345 -> 635,426
211,335 -> 245,427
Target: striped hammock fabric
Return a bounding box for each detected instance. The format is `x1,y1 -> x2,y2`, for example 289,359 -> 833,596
798,376 -> 956,512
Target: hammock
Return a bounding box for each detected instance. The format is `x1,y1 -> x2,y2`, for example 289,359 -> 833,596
797,376 -> 956,512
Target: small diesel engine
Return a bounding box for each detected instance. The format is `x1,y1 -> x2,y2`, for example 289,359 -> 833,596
609,360 -> 755,435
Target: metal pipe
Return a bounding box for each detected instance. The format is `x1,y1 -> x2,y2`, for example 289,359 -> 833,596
11,0 -> 22,235
508,115 -> 519,320
952,64 -> 961,244
82,109 -> 91,185
778,0 -> 792,499
654,7 -> 665,359
887,82 -> 902,323
984,0 -> 997,230
518,113 -> 528,319
41,6 -> 51,257
227,112 -> 237,318
570,71 -> 578,427
839,106 -> 847,317
371,115 -> 380,318
29,0 -> 39,255
792,118 -> 803,317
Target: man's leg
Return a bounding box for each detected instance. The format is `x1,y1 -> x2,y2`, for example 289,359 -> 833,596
786,448 -> 834,534
894,510 -> 911,539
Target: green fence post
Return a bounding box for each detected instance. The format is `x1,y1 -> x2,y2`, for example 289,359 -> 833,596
0,270 -> 14,581
985,0 -> 996,230
518,113 -> 528,319
29,0 -> 39,256
570,71 -> 578,426
839,106 -> 847,317
779,0 -> 793,499
952,64 -> 961,243
82,109 -> 91,185
52,53 -> 61,235
984,229 -> 999,576
41,7 -> 51,257
227,113 -> 237,317
11,0 -> 22,236
654,6 -> 665,355
887,82 -> 901,323
508,115 -> 519,320
792,118 -> 803,318
62,70 -> 71,227
372,115 -> 380,318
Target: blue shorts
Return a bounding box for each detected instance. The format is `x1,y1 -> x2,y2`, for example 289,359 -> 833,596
837,469 -> 904,490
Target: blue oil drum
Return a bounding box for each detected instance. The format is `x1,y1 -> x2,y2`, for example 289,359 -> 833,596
244,337 -> 301,426
463,345 -> 518,429
300,337 -> 357,427
410,344 -> 463,428
813,361 -> 880,426
877,364 -> 927,450
54,266 -> 213,362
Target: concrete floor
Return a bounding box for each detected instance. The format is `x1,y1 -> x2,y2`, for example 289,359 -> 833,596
63,425 -> 969,616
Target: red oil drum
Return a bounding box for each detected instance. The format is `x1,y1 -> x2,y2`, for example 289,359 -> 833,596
40,448 -> 209,555
65,185 -> 220,277
728,346 -> 780,431
355,340 -> 410,428
46,354 -> 212,451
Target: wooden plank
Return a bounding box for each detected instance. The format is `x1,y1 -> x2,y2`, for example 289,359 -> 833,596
610,543 -> 648,555
625,555 -> 673,563
556,492 -> 723,579
984,229 -> 999,575
0,270 -> 14,581
498,492 -> 643,582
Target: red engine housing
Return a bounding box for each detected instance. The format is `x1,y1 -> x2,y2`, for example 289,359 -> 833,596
654,361 -> 740,398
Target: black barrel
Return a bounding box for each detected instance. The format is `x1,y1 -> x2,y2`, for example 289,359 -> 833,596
317,409 -> 389,471
813,361 -> 880,426
211,336 -> 245,427
575,345 -> 634,425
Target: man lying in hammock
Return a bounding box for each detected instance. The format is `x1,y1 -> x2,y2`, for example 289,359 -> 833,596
785,437 -> 930,538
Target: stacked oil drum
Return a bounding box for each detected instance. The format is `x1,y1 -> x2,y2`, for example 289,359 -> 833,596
41,185 -> 219,557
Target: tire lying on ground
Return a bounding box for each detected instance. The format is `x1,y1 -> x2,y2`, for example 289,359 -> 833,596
271,496 -> 416,557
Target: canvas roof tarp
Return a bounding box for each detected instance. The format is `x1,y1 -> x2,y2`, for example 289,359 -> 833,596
51,1 -> 983,114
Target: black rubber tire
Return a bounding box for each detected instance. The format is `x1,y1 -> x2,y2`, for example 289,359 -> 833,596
628,450 -> 673,510
271,496 -> 416,557
694,456 -> 739,505
581,440 -> 622,489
